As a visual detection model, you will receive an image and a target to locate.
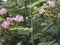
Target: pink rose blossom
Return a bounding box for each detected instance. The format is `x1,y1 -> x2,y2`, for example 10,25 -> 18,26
39,8 -> 45,14
0,8 -> 7,15
1,20 -> 10,29
47,1 -> 55,7
6,17 -> 12,22
12,15 -> 24,22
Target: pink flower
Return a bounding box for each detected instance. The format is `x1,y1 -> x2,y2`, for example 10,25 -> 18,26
1,20 -> 10,29
0,8 -> 7,15
12,15 -> 24,22
47,1 -> 55,7
6,17 -> 12,22
39,8 -> 45,14
1,17 -> 12,29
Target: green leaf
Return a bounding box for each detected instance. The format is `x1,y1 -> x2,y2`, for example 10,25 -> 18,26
0,17 -> 4,22
0,42 -> 3,45
16,42 -> 22,45
48,40 -> 56,45
27,0 -> 47,8
38,42 -> 48,45
53,43 -> 59,45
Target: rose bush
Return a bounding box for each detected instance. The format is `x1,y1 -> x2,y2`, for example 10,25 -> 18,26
0,0 -> 60,45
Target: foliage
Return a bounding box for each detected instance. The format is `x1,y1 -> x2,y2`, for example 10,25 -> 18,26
0,0 -> 60,45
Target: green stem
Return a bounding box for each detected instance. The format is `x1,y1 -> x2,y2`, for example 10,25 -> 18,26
30,1 -> 34,45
